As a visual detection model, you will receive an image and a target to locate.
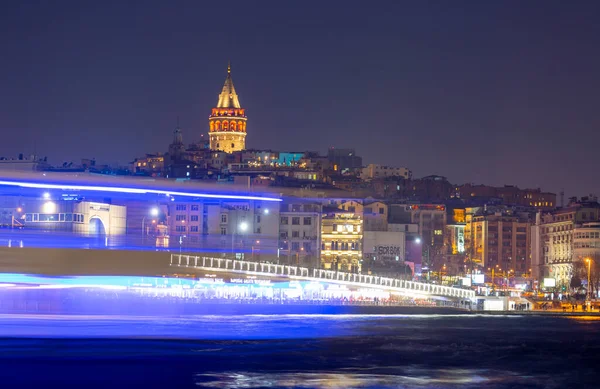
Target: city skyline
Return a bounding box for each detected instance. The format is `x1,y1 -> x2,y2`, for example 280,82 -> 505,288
1,1 -> 599,198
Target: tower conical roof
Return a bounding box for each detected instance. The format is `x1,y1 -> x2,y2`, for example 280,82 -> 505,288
216,62 -> 241,109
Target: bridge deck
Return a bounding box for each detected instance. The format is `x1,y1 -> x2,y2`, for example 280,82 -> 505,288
170,254 -> 475,300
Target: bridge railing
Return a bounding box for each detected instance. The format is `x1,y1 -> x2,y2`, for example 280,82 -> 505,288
170,254 -> 475,299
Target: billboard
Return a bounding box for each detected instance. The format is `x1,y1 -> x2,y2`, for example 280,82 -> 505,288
543,278 -> 556,288
363,231 -> 406,262
471,274 -> 485,284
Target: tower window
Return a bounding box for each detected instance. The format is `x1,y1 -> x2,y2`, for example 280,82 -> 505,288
216,143 -> 220,148
231,143 -> 235,148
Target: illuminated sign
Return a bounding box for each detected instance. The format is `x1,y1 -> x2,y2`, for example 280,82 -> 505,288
230,278 -> 271,285
543,278 -> 556,288
409,205 -> 446,211
90,203 -> 110,212
196,278 -> 225,284
471,274 -> 485,284
375,245 -> 403,261
61,193 -> 80,201
457,229 -> 465,253
376,246 -> 403,256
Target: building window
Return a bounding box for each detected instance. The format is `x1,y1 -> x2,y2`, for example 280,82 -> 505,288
379,207 -> 384,214
221,227 -> 227,235
292,217 -> 300,225
176,215 -> 186,221
221,214 -> 227,223
256,227 -> 261,234
256,215 -> 261,223
281,216 -> 288,225
176,205 -> 187,211
280,232 -> 288,239
303,242 -> 311,252
303,217 -> 312,225
190,226 -> 199,232
191,205 -> 199,211
292,242 -> 300,251
191,215 -> 199,221
292,230 -> 300,238
176,226 -> 186,232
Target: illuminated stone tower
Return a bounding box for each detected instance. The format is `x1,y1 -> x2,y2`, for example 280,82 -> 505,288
208,63 -> 247,153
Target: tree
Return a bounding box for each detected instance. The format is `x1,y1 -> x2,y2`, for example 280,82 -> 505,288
570,274 -> 582,290
588,254 -> 600,299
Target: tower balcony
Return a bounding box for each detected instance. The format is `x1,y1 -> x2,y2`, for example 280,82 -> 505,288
209,117 -> 247,133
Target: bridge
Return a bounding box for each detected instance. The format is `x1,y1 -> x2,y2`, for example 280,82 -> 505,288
170,254 -> 475,300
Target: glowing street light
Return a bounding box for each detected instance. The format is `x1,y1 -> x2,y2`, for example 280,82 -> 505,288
142,207 -> 160,239
42,192 -> 50,199
415,238 -> 421,244
42,201 -> 56,214
232,221 -> 249,256
263,209 -> 270,215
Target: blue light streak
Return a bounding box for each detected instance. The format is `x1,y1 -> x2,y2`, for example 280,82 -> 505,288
0,180 -> 282,202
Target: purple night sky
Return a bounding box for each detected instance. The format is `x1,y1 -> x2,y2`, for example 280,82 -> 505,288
1,0 -> 599,197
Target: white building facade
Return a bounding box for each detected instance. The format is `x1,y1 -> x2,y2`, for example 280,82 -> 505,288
361,164 -> 412,180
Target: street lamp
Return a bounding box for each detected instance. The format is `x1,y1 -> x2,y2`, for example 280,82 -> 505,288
42,201 -> 56,214
142,207 -> 160,239
232,221 -> 249,257
252,240 -> 260,260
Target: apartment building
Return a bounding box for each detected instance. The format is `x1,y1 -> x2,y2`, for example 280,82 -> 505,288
278,199 -> 322,267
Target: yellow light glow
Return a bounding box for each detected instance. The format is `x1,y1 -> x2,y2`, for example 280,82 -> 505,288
42,202 -> 56,214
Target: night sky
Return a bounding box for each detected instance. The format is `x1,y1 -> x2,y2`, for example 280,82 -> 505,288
1,1 -> 599,197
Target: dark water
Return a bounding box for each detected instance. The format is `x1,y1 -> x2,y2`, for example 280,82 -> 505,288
0,314 -> 598,388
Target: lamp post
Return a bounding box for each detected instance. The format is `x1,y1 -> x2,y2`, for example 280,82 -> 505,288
12,207 -> 23,229
142,207 -> 159,239
415,237 -> 426,281
179,235 -> 186,256
296,246 -> 305,267
252,240 -> 260,261
232,221 -> 249,258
